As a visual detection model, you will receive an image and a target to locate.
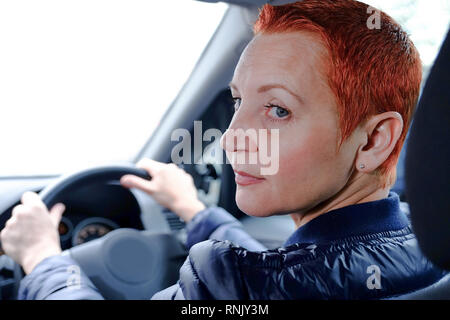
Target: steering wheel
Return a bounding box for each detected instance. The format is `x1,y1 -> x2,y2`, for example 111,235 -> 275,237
0,164 -> 188,300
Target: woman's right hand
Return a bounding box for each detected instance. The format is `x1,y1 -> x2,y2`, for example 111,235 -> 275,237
120,158 -> 205,222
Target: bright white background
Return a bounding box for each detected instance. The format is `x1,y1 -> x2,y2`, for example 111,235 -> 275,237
0,0 -> 448,176
0,0 -> 227,176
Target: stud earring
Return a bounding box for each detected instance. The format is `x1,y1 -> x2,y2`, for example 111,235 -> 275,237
359,164 -> 366,169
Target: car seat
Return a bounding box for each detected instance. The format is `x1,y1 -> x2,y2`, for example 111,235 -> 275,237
393,28 -> 450,299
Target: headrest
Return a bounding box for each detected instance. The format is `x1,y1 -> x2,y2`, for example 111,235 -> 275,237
405,29 -> 450,270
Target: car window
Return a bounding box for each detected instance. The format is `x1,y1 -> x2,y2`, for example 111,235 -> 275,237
0,0 -> 227,176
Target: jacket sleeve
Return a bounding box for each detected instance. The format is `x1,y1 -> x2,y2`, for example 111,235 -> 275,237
18,254 -> 103,300
185,206 -> 267,251
152,239 -> 247,300
151,282 -> 186,300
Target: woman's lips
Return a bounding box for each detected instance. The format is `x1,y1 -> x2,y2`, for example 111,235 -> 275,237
234,171 -> 265,186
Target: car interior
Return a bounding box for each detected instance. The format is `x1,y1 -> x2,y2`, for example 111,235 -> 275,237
0,0 -> 449,300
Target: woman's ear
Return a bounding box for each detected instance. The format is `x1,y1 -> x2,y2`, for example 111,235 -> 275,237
355,112 -> 403,173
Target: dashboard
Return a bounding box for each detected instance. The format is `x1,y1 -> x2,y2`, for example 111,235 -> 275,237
61,216 -> 119,247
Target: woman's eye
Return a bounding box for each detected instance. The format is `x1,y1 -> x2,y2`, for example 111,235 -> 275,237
265,104 -> 290,119
232,97 -> 241,110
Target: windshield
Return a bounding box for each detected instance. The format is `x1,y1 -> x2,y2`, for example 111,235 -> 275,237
0,0 -> 227,176
0,1 -> 448,177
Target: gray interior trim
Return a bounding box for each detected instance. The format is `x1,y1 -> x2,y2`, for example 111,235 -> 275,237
241,214 -> 296,249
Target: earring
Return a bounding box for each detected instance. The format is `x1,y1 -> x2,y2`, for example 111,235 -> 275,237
359,164 -> 366,169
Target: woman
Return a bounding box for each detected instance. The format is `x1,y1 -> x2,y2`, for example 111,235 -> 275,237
1,0 -> 446,299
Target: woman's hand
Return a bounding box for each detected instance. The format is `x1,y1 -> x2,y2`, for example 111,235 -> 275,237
0,192 -> 65,274
120,158 -> 205,222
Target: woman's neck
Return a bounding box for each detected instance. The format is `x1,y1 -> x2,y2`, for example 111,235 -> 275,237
290,173 -> 390,229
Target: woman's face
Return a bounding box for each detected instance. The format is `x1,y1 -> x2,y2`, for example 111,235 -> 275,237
221,32 -> 361,217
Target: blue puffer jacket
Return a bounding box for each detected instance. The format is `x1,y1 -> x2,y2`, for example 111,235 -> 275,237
18,192 -> 446,299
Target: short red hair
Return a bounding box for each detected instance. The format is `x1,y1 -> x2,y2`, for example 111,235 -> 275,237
254,0 -> 422,188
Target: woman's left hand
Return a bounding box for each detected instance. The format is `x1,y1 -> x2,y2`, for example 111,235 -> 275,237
0,191 -> 65,274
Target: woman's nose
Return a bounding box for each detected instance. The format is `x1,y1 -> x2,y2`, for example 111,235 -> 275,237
220,99 -> 259,153
220,125 -> 258,153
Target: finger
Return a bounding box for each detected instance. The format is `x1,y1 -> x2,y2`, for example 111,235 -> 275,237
49,203 -> 65,227
120,175 -> 157,194
136,158 -> 165,176
11,204 -> 26,217
20,191 -> 46,210
0,229 -> 6,253
5,215 -> 16,228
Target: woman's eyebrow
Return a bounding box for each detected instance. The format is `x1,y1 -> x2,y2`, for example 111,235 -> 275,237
228,82 -> 305,105
257,84 -> 305,105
